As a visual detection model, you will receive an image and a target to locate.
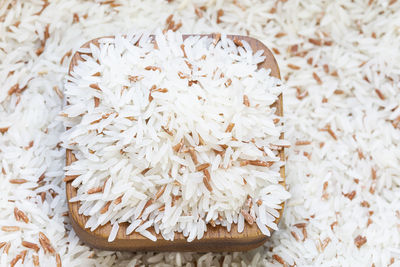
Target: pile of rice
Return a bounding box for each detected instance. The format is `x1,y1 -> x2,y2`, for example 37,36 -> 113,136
61,31 -> 289,242
0,0 -> 399,266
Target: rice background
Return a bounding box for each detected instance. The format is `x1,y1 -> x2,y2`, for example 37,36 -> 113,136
0,0 -> 399,266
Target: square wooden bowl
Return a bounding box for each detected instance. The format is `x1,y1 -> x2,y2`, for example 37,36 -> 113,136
65,34 -> 285,252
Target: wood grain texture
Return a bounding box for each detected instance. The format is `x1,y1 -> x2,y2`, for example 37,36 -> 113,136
66,34 -> 285,252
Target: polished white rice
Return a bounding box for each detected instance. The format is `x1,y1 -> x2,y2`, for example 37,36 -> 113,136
0,0 -> 399,266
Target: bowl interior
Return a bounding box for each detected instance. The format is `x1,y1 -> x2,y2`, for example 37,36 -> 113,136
65,34 -> 285,252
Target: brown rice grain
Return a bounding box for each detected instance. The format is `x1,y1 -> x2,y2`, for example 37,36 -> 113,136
320,125 -> 337,140
93,97 -> 100,107
275,32 -> 286,38
22,241 -> 40,252
53,86 -> 63,98
288,44 -> 298,53
343,190 -> 356,200
73,13 -> 79,23
272,254 -> 285,265
114,195 -> 123,205
309,38 -> 322,46
291,231 -> 300,241
361,201 -> 370,208
241,209 -> 254,225
63,175 -> 78,182
172,140 -> 183,152
323,64 -> 329,73
24,140 -> 34,150
128,75 -> 141,82
10,254 -> 22,267
196,163 -> 210,172
194,6 -> 203,18
213,33 -> 221,45
39,192 -> 46,202
87,186 -> 102,194
288,64 -> 300,70
172,22 -> 182,32
243,95 -> 250,106
0,127 -> 9,134
330,221 -> 338,230
302,227 -> 308,240
248,160 -> 273,167
180,44 -> 187,58
100,201 -> 111,214
224,78 -> 232,87
203,176 -> 213,192
4,242 -> 11,254
9,179 -> 28,184
144,66 -> 161,71
272,47 -> 280,54
56,253 -> 62,267
1,226 -> 20,232
161,126 -> 173,136
14,207 -> 19,221
371,168 -> 377,180
216,9 -> 224,24
166,14 -> 173,25
198,134 -> 205,146
155,185 -> 167,200
203,169 -> 211,182
33,255 -> 39,266
295,140 -> 311,146
354,235 -> 367,248
34,0 -> 49,16
375,89 -> 385,100
233,38 -> 243,47
20,249 -> 28,264
313,72 -> 322,84
322,237 -> 331,250
16,209 -> 29,223
225,123 -> 235,133
188,147 -> 198,164
39,232 -> 55,254
89,84 -> 101,90
294,223 -> 306,228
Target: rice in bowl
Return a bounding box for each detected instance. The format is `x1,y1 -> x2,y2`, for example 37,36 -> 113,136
61,30 -> 290,243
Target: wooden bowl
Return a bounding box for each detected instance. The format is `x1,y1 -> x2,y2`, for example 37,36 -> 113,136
65,34 -> 285,252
